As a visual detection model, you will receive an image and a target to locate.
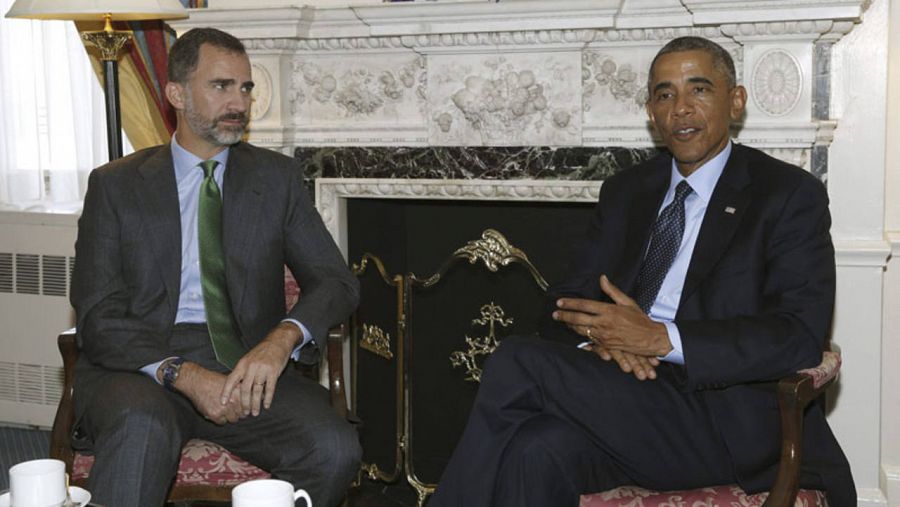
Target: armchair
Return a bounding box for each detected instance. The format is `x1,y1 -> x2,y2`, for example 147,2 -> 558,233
579,349 -> 842,507
49,269 -> 350,503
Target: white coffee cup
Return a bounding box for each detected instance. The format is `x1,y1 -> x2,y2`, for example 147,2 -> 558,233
9,458 -> 67,507
232,479 -> 312,507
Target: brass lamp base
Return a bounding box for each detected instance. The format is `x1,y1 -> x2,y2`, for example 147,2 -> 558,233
80,30 -> 131,62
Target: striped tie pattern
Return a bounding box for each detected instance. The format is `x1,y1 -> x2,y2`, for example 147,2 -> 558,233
198,159 -> 244,369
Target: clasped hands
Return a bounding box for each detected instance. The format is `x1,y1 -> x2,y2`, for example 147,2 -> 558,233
552,275 -> 672,381
177,322 -> 300,425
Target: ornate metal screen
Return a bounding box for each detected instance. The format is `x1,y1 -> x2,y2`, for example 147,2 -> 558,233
350,229 -> 549,506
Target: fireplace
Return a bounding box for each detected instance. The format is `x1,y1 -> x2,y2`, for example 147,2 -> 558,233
316,177 -> 608,505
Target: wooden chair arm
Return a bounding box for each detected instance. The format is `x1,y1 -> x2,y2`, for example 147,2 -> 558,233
326,324 -> 349,419
50,332 -> 78,475
762,369 -> 837,507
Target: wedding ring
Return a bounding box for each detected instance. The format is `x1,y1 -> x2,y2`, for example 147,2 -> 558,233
586,327 -> 593,339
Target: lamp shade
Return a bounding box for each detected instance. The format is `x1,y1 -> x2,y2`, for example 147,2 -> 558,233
5,0 -> 189,21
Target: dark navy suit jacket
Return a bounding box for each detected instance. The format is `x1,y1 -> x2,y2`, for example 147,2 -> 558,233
540,144 -> 855,505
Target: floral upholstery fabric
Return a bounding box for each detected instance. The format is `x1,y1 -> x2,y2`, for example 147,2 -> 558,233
579,485 -> 827,506
73,439 -> 270,486
798,350 -> 841,390
284,266 -> 300,312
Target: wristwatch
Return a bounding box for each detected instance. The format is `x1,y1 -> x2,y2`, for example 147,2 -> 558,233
161,357 -> 185,392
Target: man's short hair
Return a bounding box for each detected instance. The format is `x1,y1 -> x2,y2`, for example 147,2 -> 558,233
647,36 -> 736,93
167,27 -> 246,84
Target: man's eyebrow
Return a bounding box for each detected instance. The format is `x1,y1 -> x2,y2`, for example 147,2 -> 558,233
652,76 -> 717,94
687,76 -> 715,87
242,80 -> 255,89
652,81 -> 673,94
209,78 -> 235,86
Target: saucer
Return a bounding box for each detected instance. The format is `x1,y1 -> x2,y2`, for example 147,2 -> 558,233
0,486 -> 91,506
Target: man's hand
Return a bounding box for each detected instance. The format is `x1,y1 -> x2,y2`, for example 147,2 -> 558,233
584,342 -> 659,380
174,362 -> 245,425
220,322 -> 300,417
553,275 -> 673,358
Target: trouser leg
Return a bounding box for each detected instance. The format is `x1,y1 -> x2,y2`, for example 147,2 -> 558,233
196,368 -> 361,507
169,323 -> 359,507
493,414 -> 632,507
75,324 -> 359,507
430,336 -> 734,507
76,372 -> 193,507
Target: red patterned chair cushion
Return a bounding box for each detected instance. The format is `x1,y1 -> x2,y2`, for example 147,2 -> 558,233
799,349 -> 841,390
72,439 -> 270,487
579,485 -> 827,506
285,266 -> 300,311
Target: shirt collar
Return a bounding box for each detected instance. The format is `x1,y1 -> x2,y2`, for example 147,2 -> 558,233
667,141 -> 732,204
170,134 -> 230,182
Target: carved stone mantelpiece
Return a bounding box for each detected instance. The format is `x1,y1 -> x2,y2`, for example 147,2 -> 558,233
315,178 -> 602,257
171,0 -> 866,152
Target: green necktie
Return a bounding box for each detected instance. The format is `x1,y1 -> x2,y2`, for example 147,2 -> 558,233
198,159 -> 244,369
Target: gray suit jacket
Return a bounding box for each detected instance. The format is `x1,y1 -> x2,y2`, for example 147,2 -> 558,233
70,142 -> 358,402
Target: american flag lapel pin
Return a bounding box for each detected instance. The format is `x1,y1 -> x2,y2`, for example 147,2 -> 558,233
725,206 -> 736,214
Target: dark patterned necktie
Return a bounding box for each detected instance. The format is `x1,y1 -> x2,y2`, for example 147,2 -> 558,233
634,180 -> 693,314
198,160 -> 244,369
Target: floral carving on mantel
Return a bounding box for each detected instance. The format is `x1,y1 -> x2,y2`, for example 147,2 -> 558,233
751,49 -> 802,117
582,52 -> 648,114
581,49 -> 656,129
288,56 -> 426,120
429,53 -> 581,146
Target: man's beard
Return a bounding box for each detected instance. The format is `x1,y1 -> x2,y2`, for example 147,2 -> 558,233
183,92 -> 248,146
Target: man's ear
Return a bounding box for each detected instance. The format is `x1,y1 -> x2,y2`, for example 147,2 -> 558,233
730,85 -> 747,121
166,81 -> 185,110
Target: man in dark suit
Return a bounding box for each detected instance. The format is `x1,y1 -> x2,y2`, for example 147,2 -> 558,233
70,28 -> 360,507
430,36 -> 854,506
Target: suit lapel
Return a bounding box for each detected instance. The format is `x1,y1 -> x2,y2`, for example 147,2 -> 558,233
611,156 -> 671,296
133,145 -> 182,314
222,143 -> 265,315
679,145 -> 753,305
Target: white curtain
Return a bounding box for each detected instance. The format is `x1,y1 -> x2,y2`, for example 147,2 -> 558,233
0,0 -> 130,213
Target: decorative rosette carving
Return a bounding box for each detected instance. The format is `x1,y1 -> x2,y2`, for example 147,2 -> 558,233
752,49 -> 802,117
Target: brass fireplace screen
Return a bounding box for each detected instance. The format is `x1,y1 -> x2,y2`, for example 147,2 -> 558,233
350,229 -> 549,506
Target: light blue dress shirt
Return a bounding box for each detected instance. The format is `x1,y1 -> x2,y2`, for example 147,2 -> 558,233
141,136 -> 310,381
173,137 -> 230,324
653,141 -> 732,365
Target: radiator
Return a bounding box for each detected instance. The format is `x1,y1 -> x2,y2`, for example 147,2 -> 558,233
0,212 -> 78,428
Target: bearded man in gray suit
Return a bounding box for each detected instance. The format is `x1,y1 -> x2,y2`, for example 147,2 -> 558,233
70,28 -> 360,507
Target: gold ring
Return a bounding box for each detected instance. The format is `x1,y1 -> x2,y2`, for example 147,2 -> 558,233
254,382 -> 264,387
586,327 -> 593,339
